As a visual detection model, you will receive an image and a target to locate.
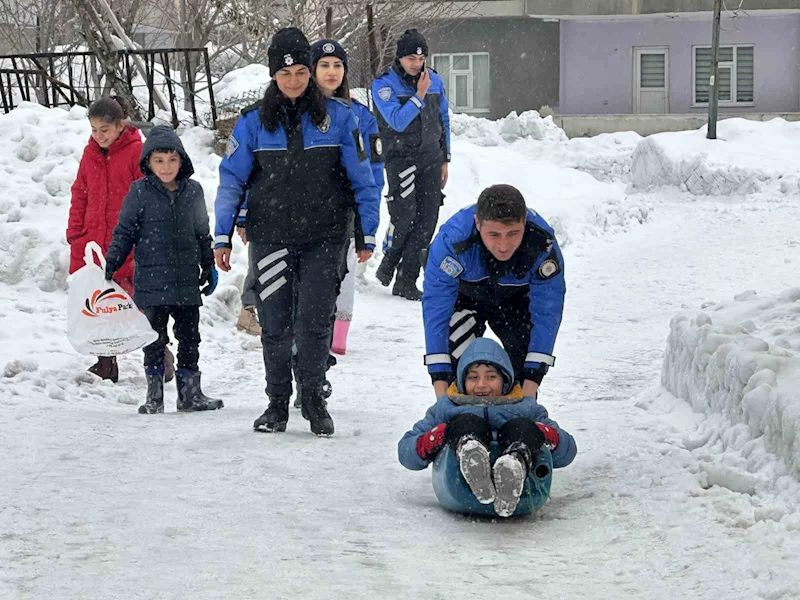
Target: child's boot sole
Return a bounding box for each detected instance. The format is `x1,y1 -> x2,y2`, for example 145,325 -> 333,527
457,439 -> 495,504
493,454 -> 526,517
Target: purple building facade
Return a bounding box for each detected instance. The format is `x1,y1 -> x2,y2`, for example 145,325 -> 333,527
558,13 -> 800,115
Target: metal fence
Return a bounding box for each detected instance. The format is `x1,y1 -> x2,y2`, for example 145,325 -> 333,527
0,47 -> 218,129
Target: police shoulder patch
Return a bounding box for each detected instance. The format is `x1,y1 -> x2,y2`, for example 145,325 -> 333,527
317,114 -> 331,134
537,258 -> 559,279
378,86 -> 392,101
225,135 -> 239,159
439,256 -> 463,278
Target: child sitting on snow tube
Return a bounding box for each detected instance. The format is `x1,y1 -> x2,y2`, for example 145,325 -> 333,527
398,338 -> 577,517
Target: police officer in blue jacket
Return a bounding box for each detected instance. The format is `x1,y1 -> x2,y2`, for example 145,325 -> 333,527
422,184 -> 566,399
372,29 -> 451,301
213,28 -> 380,436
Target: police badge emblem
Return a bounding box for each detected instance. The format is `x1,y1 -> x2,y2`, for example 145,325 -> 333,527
378,86 -> 392,101
284,54 -> 294,66
538,259 -> 559,279
322,42 -> 335,54
318,114 -> 331,134
416,47 -> 423,55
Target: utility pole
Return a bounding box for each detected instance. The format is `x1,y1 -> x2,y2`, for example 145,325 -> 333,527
707,0 -> 722,139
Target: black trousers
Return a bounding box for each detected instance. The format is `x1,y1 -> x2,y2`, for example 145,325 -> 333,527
250,239 -> 346,400
143,306 -> 200,372
382,155 -> 443,288
448,291 -> 532,382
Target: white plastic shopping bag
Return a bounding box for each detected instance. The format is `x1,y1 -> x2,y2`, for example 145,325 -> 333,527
67,241 -> 157,355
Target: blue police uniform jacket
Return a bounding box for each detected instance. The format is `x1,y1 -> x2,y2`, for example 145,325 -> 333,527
422,205 -> 566,378
214,97 -> 380,249
371,65 -> 451,163
351,99 -> 385,190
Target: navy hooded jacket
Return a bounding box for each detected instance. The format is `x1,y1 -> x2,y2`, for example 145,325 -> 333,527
106,126 -> 213,308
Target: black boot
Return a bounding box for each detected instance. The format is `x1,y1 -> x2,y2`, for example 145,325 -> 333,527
254,396 -> 290,432
176,369 -> 224,412
375,260 -> 395,287
139,372 -> 164,414
292,355 -> 333,409
89,356 -> 119,383
392,282 -> 422,301
300,386 -> 334,436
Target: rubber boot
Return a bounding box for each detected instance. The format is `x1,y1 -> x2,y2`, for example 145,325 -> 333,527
139,370 -> 164,414
331,319 -> 351,356
253,396 -> 290,432
176,369 -> 224,412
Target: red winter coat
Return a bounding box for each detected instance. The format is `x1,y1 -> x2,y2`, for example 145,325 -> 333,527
67,125 -> 143,280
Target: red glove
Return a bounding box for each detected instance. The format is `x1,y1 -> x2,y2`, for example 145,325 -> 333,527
416,423 -> 447,460
536,422 -> 559,450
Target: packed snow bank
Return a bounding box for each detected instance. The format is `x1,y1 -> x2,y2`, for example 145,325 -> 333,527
662,288 -> 800,483
450,110 -> 567,145
631,118 -> 800,195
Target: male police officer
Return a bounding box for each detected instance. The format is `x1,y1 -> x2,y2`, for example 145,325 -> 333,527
372,28 -> 451,301
422,184 -> 566,398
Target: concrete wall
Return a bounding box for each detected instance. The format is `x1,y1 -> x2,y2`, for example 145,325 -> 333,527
559,13 -> 800,115
424,17 -> 559,119
553,112 -> 800,138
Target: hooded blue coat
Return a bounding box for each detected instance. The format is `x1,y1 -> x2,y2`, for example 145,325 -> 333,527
105,126 -> 213,308
398,337 -> 577,471
398,338 -> 577,516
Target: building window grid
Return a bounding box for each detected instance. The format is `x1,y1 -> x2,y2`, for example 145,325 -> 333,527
431,52 -> 490,113
693,44 -> 755,106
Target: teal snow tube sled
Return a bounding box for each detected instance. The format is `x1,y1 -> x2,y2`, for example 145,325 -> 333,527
431,442 -> 553,517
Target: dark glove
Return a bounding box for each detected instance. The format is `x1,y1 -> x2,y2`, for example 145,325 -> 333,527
416,423 -> 447,461
536,422 -> 559,450
200,266 -> 218,296
104,264 -> 116,282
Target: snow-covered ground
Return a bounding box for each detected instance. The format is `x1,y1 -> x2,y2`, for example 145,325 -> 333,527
2,103 -> 800,599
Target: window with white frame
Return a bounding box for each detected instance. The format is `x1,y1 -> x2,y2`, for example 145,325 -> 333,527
431,52 -> 490,113
694,45 -> 754,105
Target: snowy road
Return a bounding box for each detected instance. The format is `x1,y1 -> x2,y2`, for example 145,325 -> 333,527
2,106 -> 800,599
4,194 -> 800,599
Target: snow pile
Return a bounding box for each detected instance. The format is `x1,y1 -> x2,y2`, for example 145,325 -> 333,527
662,287 -> 800,486
441,141 -> 649,250
212,63 -> 272,107
514,131 -> 641,183
0,103 -> 86,292
0,103 -> 245,407
450,110 -> 567,145
631,118 -> 800,195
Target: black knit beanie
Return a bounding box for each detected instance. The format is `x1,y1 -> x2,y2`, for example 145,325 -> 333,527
396,29 -> 428,59
268,28 -> 312,77
311,39 -> 348,71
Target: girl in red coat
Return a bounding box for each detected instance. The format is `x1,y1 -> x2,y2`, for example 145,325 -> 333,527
67,97 -> 144,382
